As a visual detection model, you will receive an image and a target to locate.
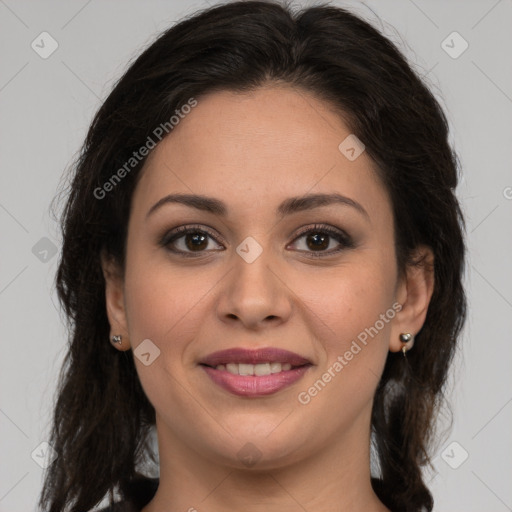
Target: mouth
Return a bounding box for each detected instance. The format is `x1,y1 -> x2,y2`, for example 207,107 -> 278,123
199,347 -> 313,397
200,361 -> 308,374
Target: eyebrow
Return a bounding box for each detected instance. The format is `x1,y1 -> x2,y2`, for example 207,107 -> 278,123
146,192 -> 369,221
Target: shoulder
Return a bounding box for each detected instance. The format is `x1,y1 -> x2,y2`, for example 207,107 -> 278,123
91,477 -> 159,512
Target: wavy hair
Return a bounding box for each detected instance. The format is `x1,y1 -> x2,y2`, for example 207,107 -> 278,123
39,2 -> 466,511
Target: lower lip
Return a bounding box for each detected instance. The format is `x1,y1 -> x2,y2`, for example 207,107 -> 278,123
200,364 -> 312,397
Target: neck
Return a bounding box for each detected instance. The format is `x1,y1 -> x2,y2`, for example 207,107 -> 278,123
142,408 -> 389,512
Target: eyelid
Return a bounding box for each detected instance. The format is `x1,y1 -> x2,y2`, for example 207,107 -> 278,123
291,223 -> 351,243
287,223 -> 354,255
159,224 -> 226,253
159,222 -> 354,256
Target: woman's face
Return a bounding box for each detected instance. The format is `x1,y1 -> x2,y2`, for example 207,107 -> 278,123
106,85 -> 418,469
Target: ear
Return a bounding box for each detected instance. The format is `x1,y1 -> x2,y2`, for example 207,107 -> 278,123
101,251 -> 131,351
389,245 -> 435,353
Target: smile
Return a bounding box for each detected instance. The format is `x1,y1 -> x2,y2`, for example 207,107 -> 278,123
199,346 -> 313,396
212,362 -> 294,375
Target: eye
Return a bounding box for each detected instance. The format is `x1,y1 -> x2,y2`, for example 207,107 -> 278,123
288,224 -> 354,257
160,225 -> 224,257
160,223 -> 354,258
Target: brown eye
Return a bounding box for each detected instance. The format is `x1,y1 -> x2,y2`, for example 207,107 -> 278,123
305,232 -> 330,251
183,232 -> 209,251
161,225 -> 224,256
289,224 -> 354,257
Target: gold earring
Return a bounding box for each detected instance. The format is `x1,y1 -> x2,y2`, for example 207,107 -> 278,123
399,333 -> 413,357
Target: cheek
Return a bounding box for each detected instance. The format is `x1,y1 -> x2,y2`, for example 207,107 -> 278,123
123,256 -> 213,347
122,255 -> 216,415
290,257 -> 395,413
293,256 -> 395,343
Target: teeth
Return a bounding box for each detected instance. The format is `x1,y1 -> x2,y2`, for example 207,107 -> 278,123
255,363 -> 271,376
217,362 -> 293,375
270,362 -> 283,373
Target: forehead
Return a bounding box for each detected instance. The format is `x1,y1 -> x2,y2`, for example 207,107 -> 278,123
134,86 -> 391,223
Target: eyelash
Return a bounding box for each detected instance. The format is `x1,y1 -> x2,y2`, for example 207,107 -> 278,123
292,224 -> 355,257
159,223 -> 354,259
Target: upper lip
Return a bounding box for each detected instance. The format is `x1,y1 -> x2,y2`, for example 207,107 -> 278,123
200,347 -> 312,367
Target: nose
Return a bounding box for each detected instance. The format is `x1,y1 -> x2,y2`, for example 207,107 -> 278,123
216,244 -> 293,331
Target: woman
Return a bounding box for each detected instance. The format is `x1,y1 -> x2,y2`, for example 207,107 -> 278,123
39,1 -> 466,511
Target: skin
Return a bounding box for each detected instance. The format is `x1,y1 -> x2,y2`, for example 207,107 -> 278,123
102,85 -> 434,512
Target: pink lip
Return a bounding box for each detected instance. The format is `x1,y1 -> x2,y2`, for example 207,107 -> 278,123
199,347 -> 313,397
200,347 -> 311,367
201,365 -> 312,397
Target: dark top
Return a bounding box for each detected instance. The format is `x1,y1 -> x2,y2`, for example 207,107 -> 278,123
94,476 -> 398,511
94,477 -> 159,512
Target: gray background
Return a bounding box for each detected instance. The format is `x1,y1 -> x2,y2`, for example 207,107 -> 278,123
1,0 -> 511,511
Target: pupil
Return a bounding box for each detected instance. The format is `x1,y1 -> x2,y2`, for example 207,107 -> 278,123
186,233 -> 208,251
307,233 -> 328,251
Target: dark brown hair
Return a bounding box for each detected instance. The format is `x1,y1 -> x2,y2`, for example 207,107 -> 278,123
40,1 -> 466,511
